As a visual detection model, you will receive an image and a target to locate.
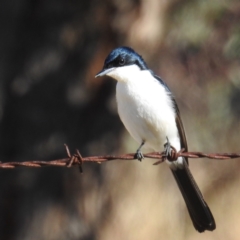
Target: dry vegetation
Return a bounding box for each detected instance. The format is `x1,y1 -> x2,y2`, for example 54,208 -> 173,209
0,0 -> 240,239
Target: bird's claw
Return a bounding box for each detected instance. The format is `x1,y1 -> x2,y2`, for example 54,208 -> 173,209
135,150 -> 144,161
164,137 -> 172,158
135,141 -> 145,161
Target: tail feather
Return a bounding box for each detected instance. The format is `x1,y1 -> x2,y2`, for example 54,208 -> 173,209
171,160 -> 216,232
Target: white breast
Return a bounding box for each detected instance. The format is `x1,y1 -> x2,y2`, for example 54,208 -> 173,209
115,68 -> 181,152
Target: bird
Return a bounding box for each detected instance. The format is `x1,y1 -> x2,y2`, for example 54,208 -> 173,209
95,46 -> 216,232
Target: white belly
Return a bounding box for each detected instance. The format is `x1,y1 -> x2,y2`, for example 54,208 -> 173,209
116,79 -> 181,152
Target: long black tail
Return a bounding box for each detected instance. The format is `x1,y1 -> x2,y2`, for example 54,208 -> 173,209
171,160 -> 216,232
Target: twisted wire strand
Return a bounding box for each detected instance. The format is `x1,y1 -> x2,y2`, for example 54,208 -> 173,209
0,144 -> 239,169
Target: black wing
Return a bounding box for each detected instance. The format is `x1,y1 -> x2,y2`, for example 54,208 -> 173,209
153,73 -> 216,232
153,74 -> 188,159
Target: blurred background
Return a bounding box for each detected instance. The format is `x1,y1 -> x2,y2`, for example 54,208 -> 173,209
0,0 -> 239,239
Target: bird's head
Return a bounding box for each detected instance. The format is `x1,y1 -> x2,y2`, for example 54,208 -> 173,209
95,47 -> 148,82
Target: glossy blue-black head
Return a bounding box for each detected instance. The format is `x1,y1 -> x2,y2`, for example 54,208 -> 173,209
95,47 -> 148,77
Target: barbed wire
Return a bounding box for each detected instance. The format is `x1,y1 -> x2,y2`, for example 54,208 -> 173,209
0,144 -> 240,170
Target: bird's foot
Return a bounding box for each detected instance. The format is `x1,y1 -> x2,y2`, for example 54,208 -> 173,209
164,137 -> 172,158
135,149 -> 144,161
135,141 -> 145,161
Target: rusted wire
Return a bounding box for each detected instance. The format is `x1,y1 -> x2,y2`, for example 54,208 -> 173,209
0,144 -> 240,169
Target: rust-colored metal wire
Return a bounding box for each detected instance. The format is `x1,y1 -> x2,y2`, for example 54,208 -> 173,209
0,144 -> 240,170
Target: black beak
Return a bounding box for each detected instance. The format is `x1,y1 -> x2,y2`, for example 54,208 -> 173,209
95,68 -> 114,78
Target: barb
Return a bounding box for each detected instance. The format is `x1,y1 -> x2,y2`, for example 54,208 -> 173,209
0,144 -> 240,169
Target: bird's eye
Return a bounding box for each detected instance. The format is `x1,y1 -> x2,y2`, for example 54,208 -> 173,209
119,58 -> 125,66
